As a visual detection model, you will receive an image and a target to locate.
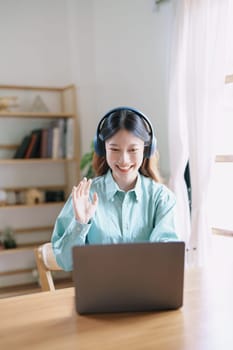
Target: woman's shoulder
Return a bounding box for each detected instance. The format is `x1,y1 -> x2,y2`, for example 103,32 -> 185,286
90,174 -> 106,190
140,174 -> 175,199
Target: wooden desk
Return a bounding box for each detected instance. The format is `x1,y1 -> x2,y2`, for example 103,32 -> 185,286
0,265 -> 232,350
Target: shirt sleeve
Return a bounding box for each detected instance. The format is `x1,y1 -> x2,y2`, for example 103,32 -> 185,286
149,186 -> 179,242
51,195 -> 91,271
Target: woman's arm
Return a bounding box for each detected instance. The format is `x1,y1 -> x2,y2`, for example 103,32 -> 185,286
52,178 -> 98,271
149,187 -> 179,242
51,196 -> 91,271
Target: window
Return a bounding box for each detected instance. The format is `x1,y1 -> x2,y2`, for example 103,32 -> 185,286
208,75 -> 233,262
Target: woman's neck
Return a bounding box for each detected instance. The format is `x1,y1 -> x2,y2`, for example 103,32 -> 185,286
112,174 -> 138,192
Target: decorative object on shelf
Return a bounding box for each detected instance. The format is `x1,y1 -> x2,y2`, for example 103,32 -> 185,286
0,232 -> 4,250
32,268 -> 39,282
25,188 -> 45,205
155,0 -> 168,4
2,227 -> 17,249
152,0 -> 169,11
0,189 -> 7,206
30,95 -> 49,113
6,191 -> 17,205
15,190 -> 26,205
45,190 -> 65,203
80,141 -> 95,178
0,96 -> 19,112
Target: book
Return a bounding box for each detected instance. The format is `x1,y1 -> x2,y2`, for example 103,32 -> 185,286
40,128 -> 49,158
30,129 -> 42,158
14,135 -> 31,158
52,126 -> 60,159
52,119 -> 66,159
47,125 -> 54,158
57,118 -> 66,158
65,119 -> 74,159
24,129 -> 42,158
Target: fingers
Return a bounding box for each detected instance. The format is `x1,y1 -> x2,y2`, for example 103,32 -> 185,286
72,186 -> 78,207
72,178 -> 92,199
71,179 -> 98,223
76,177 -> 87,197
85,178 -> 92,195
72,178 -> 98,209
79,177 -> 87,196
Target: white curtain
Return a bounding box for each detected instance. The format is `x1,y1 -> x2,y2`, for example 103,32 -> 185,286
168,0 -> 229,266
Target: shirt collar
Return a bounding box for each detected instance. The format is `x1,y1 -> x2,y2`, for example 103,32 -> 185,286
105,170 -> 142,202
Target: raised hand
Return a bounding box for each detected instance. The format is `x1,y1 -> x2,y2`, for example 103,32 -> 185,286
72,177 -> 98,224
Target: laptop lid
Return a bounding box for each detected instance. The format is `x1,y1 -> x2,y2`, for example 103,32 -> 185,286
72,241 -> 185,315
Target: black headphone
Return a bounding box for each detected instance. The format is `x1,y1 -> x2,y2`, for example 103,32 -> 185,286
94,106 -> 157,158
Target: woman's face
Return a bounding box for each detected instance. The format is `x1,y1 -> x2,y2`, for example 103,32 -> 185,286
105,129 -> 144,191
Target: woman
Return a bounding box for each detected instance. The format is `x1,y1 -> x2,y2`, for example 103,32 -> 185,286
52,107 -> 178,271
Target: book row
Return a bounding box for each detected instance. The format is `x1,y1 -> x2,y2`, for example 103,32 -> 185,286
14,119 -> 74,159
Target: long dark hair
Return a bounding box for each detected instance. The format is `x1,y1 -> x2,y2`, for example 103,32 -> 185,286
93,109 -> 162,182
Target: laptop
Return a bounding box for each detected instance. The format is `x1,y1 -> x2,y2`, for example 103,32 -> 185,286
72,241 -> 185,315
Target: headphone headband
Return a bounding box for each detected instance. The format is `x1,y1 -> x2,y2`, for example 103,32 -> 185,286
94,106 -> 157,158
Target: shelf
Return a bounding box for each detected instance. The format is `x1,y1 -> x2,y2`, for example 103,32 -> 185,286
0,144 -> 18,150
212,227 -> 233,237
0,158 -> 76,164
0,111 -> 74,119
0,268 -> 35,277
0,202 -> 64,209
215,155 -> 233,163
0,242 -> 48,256
0,83 -> 75,92
13,226 -> 54,234
225,74 -> 233,84
3,185 -> 66,192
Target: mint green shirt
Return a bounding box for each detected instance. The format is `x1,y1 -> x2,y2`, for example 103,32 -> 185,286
52,170 -> 178,271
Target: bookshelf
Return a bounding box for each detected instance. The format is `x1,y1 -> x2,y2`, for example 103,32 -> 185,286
0,84 -> 80,288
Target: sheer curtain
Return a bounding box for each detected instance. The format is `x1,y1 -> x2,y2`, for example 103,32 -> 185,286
168,0 -> 229,265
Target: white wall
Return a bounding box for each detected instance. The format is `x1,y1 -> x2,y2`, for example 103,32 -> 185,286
0,0 -> 173,177
0,0 -> 71,85
68,0 -> 174,178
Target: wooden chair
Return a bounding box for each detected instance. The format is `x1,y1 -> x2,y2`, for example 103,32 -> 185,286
34,242 -> 62,292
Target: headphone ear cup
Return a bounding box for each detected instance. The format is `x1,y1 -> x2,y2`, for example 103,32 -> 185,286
144,135 -> 157,158
149,136 -> 157,157
93,134 -> 105,156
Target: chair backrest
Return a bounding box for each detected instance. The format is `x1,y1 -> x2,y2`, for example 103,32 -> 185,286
34,242 -> 61,292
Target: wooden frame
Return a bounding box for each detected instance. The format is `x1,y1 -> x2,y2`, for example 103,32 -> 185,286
34,242 -> 62,292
